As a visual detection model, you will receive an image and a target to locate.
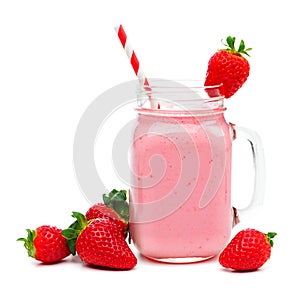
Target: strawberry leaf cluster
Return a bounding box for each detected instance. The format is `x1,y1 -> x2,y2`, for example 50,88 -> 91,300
222,36 -> 252,57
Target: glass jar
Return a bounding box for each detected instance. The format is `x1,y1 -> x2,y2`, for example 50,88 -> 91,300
129,80 -> 265,263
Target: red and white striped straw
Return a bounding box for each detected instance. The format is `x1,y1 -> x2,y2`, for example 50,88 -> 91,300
115,24 -> 156,108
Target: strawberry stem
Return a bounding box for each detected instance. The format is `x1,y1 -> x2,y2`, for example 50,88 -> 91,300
222,36 -> 252,57
265,232 -> 277,247
103,189 -> 129,223
17,229 -> 37,258
62,211 -> 88,255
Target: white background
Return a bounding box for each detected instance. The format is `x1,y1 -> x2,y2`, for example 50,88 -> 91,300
1,0 -> 299,299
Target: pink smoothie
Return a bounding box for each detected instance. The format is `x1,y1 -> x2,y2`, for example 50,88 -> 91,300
130,109 -> 233,261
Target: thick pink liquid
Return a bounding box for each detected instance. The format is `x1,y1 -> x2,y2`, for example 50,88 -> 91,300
130,110 -> 232,261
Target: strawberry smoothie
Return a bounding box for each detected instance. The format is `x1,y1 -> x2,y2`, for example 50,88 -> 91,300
130,104 -> 233,262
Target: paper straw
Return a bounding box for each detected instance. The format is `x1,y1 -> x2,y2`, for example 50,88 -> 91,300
115,24 -> 156,108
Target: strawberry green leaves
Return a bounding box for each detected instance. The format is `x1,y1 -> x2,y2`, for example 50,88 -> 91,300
62,211 -> 89,255
265,232 -> 277,247
103,189 -> 129,223
222,36 -> 252,57
17,229 -> 37,259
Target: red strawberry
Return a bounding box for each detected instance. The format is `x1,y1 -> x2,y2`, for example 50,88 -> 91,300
219,228 -> 277,271
77,218 -> 137,270
86,203 -> 127,236
17,225 -> 71,263
86,189 -> 129,237
63,212 -> 137,270
205,36 -> 251,98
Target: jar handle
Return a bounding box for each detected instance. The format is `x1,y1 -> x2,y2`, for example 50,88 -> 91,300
229,123 -> 266,226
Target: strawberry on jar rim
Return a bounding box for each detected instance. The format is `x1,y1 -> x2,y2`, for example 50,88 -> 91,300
204,36 -> 251,98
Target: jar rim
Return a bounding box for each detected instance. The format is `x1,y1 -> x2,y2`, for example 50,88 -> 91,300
136,79 -> 225,111
135,106 -> 226,117
137,79 -> 222,93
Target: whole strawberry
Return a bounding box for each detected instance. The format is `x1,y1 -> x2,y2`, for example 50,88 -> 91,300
205,36 -> 251,98
77,218 -> 137,269
219,228 -> 277,271
63,212 -> 137,270
17,225 -> 71,263
86,189 -> 129,236
86,203 -> 127,235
